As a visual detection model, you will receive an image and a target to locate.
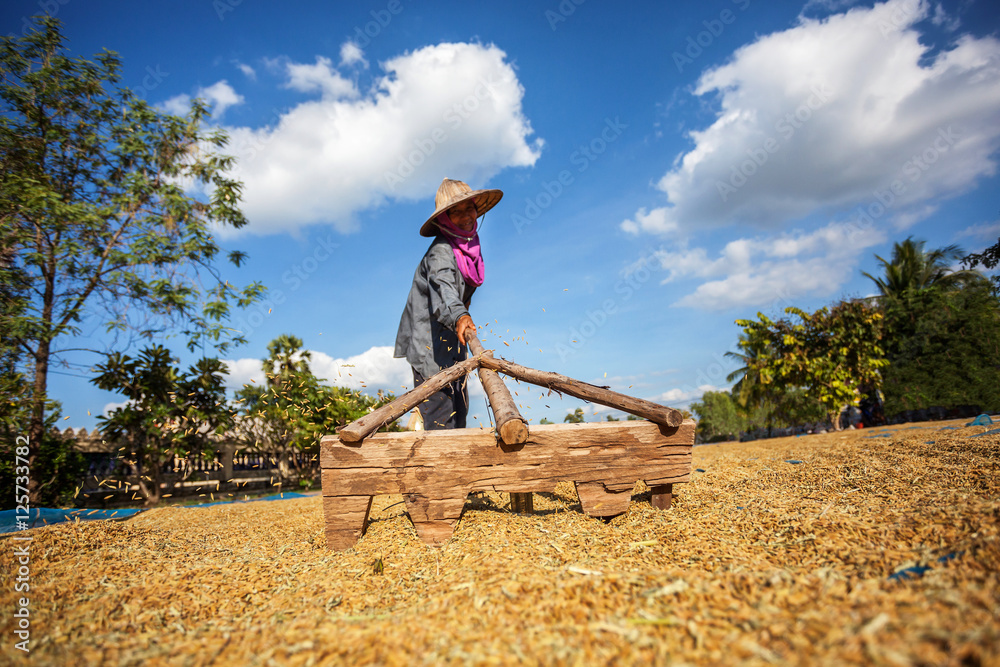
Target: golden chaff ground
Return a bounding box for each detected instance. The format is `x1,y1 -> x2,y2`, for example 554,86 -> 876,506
1,419 -> 997,666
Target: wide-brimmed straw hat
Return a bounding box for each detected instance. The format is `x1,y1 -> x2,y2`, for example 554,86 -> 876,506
419,178 -> 503,237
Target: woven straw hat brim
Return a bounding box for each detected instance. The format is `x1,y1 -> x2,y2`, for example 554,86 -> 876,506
419,189 -> 503,237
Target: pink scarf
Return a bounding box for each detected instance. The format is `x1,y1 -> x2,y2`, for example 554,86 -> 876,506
436,212 -> 484,287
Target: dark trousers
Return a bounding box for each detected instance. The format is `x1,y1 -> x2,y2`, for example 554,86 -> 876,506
412,368 -> 469,430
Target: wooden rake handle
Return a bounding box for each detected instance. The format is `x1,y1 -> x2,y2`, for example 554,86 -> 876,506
338,355 -> 481,443
478,356 -> 684,428
467,335 -> 529,444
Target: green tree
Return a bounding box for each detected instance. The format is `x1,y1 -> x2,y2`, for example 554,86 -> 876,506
962,235 -> 1000,294
880,280 -> 1000,415
234,335 -> 396,479
91,345 -> 232,505
538,418 -> 554,425
727,331 -> 815,431
862,237 -> 978,299
864,237 -> 998,416
564,407 -> 585,423
265,334 -> 313,381
1,18 -> 265,501
735,301 -> 887,430
690,390 -> 744,442
725,333 -> 770,408
766,387 -> 828,430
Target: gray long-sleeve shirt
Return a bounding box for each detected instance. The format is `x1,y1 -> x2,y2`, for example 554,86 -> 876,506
394,236 -> 477,380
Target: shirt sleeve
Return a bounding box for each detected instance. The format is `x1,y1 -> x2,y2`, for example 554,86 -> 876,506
426,244 -> 469,330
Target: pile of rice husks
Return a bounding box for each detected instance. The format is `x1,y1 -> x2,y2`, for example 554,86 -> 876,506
2,420 -> 997,666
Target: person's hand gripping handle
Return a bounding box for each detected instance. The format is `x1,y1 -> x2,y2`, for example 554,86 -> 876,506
456,314 -> 476,347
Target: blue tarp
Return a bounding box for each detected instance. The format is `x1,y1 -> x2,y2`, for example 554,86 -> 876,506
966,414 -> 993,427
0,507 -> 147,535
889,551 -> 963,581
0,491 -> 314,535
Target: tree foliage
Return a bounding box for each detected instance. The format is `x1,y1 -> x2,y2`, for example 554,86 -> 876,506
724,331 -> 780,424
91,346 -> 232,505
563,407 -> 585,423
691,387 -> 826,441
865,237 -> 1000,416
862,237 -> 979,299
233,335 -> 396,476
1,18 -> 265,500
962,235 -> 1000,294
879,277 -> 1000,415
689,391 -> 743,442
734,301 -> 887,429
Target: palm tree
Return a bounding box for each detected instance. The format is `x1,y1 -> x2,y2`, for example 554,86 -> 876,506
725,333 -> 769,409
863,237 -> 981,299
724,332 -> 781,430
265,334 -> 312,381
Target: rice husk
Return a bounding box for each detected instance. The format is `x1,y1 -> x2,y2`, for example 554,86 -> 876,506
1,419 -> 997,665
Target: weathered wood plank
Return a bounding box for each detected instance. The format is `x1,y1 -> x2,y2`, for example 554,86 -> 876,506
575,481 -> 633,517
320,424 -> 692,493
401,493 -> 468,546
322,495 -> 373,550
320,420 -> 694,549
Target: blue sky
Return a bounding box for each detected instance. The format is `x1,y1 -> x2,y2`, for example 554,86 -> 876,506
5,0 -> 1000,430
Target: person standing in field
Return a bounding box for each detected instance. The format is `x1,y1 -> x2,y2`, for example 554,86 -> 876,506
394,178 -> 503,430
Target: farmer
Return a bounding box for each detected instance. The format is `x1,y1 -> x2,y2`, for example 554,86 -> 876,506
394,178 -> 503,430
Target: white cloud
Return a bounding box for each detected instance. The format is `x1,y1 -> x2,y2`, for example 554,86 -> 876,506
340,41 -> 368,68
621,207 -> 679,236
225,346 -> 410,394
654,384 -> 719,406
624,0 -> 1000,236
285,56 -> 358,99
224,345 -> 490,409
159,94 -> 191,117
956,219 -> 1000,241
931,3 -> 961,31
307,346 -> 412,392
655,220 -> 886,310
223,357 -> 265,390
102,400 -> 130,417
221,42 -> 543,236
160,80 -> 245,120
200,80 -> 244,118
236,62 -> 256,80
